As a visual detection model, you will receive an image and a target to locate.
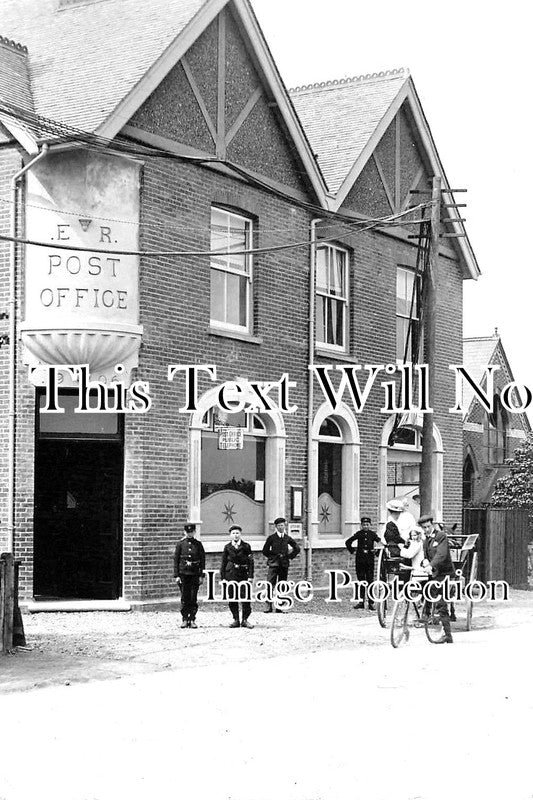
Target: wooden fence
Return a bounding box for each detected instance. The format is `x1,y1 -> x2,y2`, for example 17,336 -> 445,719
463,507 -> 530,586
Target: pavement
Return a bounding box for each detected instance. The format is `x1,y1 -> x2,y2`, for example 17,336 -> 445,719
0,591 -> 532,800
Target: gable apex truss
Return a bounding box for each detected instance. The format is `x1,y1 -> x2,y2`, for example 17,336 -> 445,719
180,8 -> 264,160
370,109 -> 427,216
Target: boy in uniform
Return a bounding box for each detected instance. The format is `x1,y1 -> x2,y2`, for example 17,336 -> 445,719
345,516 -> 380,610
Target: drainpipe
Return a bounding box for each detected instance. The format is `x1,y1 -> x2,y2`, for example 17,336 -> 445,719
7,144 -> 49,553
305,218 -> 322,580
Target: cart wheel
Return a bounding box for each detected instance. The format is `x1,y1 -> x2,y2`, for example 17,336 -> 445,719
465,552 -> 478,632
469,552 -> 478,582
376,547 -> 385,582
390,600 -> 410,648
425,606 -> 446,644
377,598 -> 388,628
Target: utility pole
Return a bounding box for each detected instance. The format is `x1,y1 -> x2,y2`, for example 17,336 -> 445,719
419,176 -> 441,515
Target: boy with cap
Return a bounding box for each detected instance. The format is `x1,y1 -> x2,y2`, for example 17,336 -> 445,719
174,522 -> 206,628
345,517 -> 380,610
262,517 -> 300,612
220,525 -> 255,628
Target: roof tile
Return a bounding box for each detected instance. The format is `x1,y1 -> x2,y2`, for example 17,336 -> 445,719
290,70 -> 407,193
1,0 -> 209,133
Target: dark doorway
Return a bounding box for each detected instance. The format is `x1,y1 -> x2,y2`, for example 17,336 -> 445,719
33,396 -> 124,600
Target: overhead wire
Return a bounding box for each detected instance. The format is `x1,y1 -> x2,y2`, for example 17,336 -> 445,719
0,203 -> 431,259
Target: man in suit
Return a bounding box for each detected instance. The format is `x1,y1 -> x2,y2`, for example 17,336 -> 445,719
262,516 -> 300,613
174,522 -> 206,629
419,514 -> 454,643
345,516 -> 380,610
220,524 -> 255,628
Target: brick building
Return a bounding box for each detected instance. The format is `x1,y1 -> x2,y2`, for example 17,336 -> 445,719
463,333 -> 531,505
1,0 -> 478,607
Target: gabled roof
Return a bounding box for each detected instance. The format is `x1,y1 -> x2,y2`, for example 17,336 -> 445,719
462,335 -> 501,417
290,70 -> 407,195
1,0 -> 327,200
462,335 -> 531,431
2,0 -> 212,133
290,70 -> 479,280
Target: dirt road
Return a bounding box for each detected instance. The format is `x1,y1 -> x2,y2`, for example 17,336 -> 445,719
0,592 -> 531,800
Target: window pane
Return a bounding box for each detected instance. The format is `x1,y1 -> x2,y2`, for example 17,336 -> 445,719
210,269 -> 225,323
397,317 -> 407,360
316,248 -> 328,291
319,417 -> 342,438
38,393 -> 119,436
201,435 -> 265,500
223,272 -> 248,327
325,297 -> 335,344
330,249 -> 346,298
334,299 -> 344,346
316,296 -> 326,343
318,441 -> 342,504
211,208 -> 228,269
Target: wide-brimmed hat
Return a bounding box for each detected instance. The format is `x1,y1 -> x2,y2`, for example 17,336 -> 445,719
386,499 -> 404,512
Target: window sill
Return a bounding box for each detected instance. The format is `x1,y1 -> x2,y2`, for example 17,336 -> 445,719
314,347 -> 354,362
208,325 -> 263,345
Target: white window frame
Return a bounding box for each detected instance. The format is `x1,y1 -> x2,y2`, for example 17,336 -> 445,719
210,206 -> 253,333
315,243 -> 349,351
396,265 -> 420,363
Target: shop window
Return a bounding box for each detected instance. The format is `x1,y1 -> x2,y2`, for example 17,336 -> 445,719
210,206 -> 253,332
316,244 -> 348,350
396,266 -> 420,362
200,412 -> 266,536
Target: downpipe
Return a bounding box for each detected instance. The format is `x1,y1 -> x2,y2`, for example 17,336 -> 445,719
7,144 -> 49,553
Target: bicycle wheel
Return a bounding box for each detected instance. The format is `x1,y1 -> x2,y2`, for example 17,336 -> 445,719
425,607 -> 446,644
377,598 -> 388,628
390,600 -> 410,648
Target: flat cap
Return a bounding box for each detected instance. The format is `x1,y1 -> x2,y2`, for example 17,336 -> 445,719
418,514 -> 434,525
273,516 -> 286,525
229,524 -> 242,533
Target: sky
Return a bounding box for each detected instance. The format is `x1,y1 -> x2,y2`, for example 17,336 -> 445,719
252,0 -> 533,406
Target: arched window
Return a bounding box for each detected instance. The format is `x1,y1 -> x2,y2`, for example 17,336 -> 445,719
486,395 -> 507,464
189,387 -> 286,540
317,417 -> 343,536
463,454 -> 475,504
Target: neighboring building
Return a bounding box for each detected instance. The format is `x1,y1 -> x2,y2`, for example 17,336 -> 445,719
0,0 -> 478,607
463,333 -> 531,505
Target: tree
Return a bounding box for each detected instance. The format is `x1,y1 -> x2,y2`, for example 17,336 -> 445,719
492,434 -> 533,507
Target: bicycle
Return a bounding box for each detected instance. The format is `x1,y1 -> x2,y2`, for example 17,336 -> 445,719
390,578 -> 448,648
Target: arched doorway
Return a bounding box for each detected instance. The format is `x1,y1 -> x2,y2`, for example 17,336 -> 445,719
310,402 -> 360,546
